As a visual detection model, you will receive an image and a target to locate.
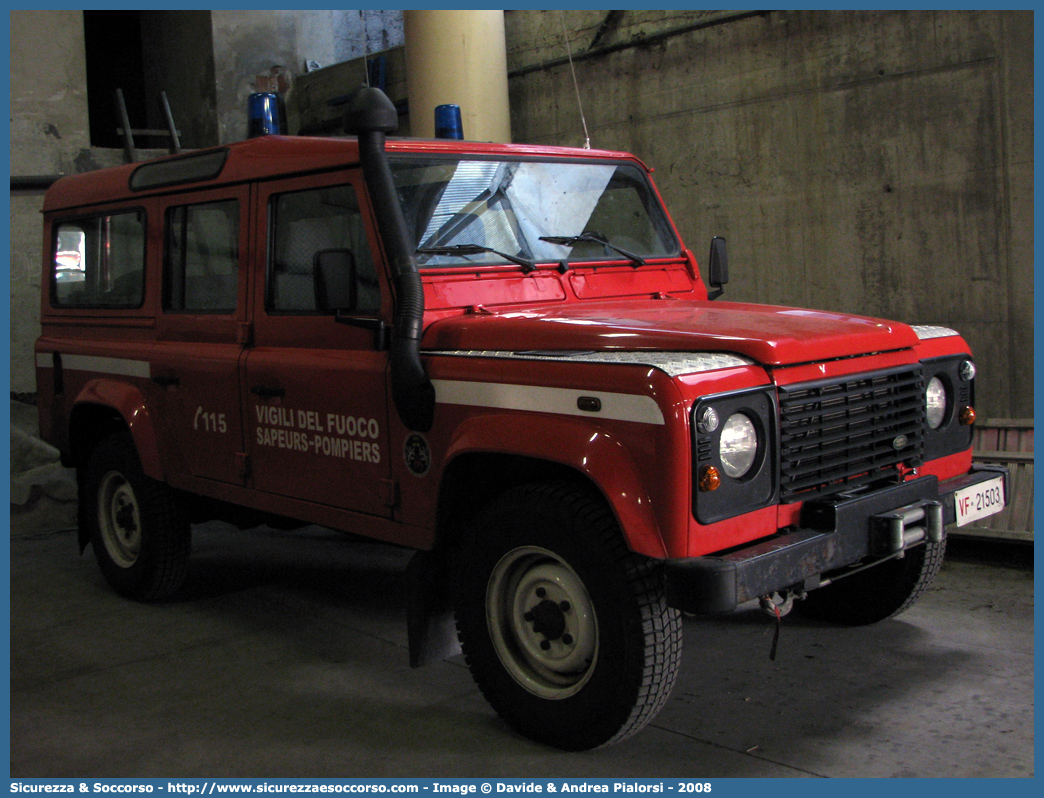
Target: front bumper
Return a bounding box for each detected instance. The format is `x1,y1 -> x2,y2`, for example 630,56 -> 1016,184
664,464 -> 1009,614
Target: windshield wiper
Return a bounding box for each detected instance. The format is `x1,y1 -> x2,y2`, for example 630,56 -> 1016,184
539,232 -> 646,267
417,244 -> 537,274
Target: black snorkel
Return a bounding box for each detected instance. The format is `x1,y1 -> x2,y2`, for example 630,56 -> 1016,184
343,87 -> 435,433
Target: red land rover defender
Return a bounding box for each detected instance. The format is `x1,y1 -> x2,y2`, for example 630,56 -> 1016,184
35,89 -> 1008,750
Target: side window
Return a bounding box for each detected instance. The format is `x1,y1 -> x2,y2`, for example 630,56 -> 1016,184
51,211 -> 145,308
165,200 -> 239,313
268,184 -> 380,314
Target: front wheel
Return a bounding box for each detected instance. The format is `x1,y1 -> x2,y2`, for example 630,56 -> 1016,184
83,432 -> 190,601
795,534 -> 946,625
455,483 -> 682,750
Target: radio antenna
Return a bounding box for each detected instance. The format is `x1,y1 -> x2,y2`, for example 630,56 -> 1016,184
361,11 -> 371,87
559,11 -> 591,149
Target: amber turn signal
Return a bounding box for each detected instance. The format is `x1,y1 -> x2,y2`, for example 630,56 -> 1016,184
959,406 -> 977,426
699,465 -> 721,492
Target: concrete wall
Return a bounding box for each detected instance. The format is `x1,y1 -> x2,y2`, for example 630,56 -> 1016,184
9,11 -> 173,395
330,9 -> 404,65
10,10 -> 91,175
506,9 -> 1033,419
211,10 -> 304,144
10,10 -> 92,396
210,10 -> 402,143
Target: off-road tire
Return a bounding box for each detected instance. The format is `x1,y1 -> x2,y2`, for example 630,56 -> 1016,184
83,432 -> 190,601
455,482 -> 682,750
795,534 -> 947,625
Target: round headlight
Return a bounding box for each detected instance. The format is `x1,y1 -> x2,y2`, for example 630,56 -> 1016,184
719,413 -> 758,478
926,376 -> 947,429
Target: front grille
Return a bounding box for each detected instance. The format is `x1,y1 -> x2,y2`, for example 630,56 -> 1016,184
778,366 -> 925,502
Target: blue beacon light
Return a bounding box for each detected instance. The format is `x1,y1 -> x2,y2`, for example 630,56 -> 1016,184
247,93 -> 282,138
434,104 -> 464,140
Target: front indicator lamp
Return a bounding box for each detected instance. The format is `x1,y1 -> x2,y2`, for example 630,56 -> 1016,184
960,406 -> 976,426
699,465 -> 721,492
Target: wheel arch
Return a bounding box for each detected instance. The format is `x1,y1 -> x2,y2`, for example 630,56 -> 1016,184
434,414 -> 668,559
69,379 -> 164,480
68,382 -> 164,555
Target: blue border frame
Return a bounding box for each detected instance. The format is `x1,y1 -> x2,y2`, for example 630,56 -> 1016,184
4,3 -> 1039,786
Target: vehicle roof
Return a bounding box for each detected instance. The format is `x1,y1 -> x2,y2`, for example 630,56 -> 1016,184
42,135 -> 648,213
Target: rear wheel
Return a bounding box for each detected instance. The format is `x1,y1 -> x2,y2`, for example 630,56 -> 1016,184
83,433 -> 190,600
455,482 -> 682,750
796,534 -> 946,625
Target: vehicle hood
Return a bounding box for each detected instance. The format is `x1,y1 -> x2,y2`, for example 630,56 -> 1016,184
422,299 -> 921,367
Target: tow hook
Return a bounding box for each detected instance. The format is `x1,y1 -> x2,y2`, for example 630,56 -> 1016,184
759,591 -> 796,619
758,590 -> 801,661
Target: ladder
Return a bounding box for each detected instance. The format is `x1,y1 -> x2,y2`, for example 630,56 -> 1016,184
114,88 -> 182,163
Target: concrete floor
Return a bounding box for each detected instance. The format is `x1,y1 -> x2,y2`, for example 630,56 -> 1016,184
9,522 -> 1034,778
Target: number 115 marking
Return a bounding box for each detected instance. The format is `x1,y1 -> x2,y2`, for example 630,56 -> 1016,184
193,406 -> 228,434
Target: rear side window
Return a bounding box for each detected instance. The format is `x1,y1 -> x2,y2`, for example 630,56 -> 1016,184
51,210 -> 145,308
164,200 -> 239,313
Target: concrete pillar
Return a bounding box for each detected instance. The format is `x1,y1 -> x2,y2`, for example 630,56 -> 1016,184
403,10 -> 511,142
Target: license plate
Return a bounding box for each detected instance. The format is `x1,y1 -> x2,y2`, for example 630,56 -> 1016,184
954,476 -> 1006,526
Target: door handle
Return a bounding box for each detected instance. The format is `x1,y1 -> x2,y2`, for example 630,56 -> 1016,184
152,374 -> 180,388
251,385 -> 286,399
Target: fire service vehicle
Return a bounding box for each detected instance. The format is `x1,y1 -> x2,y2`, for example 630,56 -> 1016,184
35,88 -> 1007,750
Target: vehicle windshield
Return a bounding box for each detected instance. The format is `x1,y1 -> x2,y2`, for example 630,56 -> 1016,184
389,156 -> 679,269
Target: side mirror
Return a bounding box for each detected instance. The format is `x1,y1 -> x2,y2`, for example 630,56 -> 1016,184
707,236 -> 728,300
314,249 -> 357,313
